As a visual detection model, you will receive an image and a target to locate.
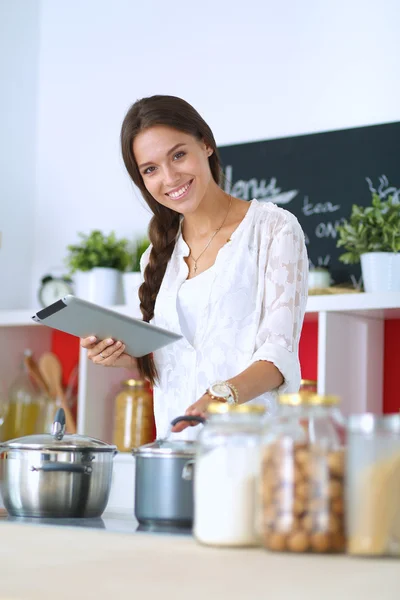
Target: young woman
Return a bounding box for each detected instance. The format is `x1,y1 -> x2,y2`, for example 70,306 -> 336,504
81,95 -> 308,439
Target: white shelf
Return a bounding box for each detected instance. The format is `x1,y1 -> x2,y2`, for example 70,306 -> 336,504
2,292 -> 400,327
1,292 -> 399,507
0,309 -> 41,327
306,291 -> 400,320
0,303 -> 135,327
1,291 -> 399,439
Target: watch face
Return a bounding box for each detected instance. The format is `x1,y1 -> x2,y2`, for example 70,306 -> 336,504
210,382 -> 231,398
39,278 -> 74,307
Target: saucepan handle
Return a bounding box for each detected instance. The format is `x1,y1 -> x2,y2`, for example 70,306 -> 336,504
160,415 -> 206,443
31,463 -> 92,474
182,459 -> 195,481
170,415 -> 206,428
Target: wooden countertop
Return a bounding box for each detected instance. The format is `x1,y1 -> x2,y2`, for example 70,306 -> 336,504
0,520 -> 399,600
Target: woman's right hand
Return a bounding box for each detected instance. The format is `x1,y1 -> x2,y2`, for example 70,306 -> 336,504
80,336 -> 138,371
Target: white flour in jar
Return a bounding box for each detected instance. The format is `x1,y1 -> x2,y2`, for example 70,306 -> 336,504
194,445 -> 261,546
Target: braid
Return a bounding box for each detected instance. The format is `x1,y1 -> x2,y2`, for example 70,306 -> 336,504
137,208 -> 180,385
120,94 -> 223,387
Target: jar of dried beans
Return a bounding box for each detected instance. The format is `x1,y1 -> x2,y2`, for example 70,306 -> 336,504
261,393 -> 346,554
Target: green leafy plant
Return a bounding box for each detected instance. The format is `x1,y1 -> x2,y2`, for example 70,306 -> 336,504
336,193 -> 400,265
128,236 -> 151,272
65,230 -> 130,273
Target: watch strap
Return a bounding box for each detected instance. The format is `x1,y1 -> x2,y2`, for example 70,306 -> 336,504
226,382 -> 239,404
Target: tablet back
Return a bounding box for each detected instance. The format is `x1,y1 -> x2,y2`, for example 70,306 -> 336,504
32,295 -> 182,358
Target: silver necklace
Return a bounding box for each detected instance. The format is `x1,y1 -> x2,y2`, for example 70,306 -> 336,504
188,195 -> 232,274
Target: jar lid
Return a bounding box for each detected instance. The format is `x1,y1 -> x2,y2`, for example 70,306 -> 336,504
279,393 -> 340,406
348,413 -> 400,434
0,408 -> 116,453
207,402 -> 266,415
132,439 -> 196,458
122,378 -> 147,387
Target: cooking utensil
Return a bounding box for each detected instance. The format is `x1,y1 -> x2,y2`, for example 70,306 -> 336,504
38,352 -> 76,433
132,415 -> 204,527
65,363 -> 78,411
0,408 -> 117,518
24,352 -> 51,396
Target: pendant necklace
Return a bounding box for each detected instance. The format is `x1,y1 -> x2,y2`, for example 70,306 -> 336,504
189,195 -> 232,275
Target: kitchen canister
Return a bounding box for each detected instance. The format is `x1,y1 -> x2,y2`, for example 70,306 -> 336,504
113,378 -> 156,452
193,402 -> 266,547
346,413 -> 400,557
260,392 -> 346,553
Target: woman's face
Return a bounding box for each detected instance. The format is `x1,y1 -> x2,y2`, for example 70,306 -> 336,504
133,125 -> 214,214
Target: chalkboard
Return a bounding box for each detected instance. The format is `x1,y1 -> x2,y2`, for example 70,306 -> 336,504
218,121 -> 400,285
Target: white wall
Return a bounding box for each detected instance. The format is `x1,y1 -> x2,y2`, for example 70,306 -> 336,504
3,0 -> 400,308
0,0 -> 40,309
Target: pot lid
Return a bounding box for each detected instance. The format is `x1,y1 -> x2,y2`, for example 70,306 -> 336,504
132,439 -> 197,457
132,415 -> 204,457
0,408 -> 116,453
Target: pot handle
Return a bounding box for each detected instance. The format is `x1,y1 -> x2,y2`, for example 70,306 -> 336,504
31,463 -> 92,474
182,459 -> 195,481
52,408 -> 66,441
170,415 -> 205,428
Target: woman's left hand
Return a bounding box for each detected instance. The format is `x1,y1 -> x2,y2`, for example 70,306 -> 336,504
171,394 -> 212,433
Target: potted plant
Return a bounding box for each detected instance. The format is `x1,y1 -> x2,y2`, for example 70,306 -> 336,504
123,236 -> 150,306
336,193 -> 400,292
66,230 -> 130,305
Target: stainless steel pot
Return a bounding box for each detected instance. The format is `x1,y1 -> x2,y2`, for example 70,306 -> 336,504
0,408 -> 117,518
132,416 -> 204,527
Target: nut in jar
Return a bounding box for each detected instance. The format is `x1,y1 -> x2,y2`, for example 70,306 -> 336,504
261,392 -> 346,554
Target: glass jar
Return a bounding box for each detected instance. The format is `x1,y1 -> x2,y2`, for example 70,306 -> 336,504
193,402 -> 266,547
2,350 -> 42,441
346,414 -> 400,557
0,378 -> 9,442
300,379 -> 318,394
261,393 -> 346,554
112,379 -> 155,452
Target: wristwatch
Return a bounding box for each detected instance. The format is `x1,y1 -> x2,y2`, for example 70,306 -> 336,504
206,381 -> 239,405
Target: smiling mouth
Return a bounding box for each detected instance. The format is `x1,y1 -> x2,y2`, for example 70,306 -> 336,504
166,179 -> 193,200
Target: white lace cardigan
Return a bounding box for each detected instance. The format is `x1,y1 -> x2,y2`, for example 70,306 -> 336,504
138,199 -> 309,440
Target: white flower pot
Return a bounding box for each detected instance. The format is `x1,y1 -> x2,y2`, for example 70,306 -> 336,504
73,267 -> 124,305
308,268 -> 332,290
122,272 -> 143,307
360,252 -> 400,292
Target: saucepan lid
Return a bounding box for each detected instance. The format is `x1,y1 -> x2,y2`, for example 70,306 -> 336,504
1,408 -> 117,453
132,415 -> 204,457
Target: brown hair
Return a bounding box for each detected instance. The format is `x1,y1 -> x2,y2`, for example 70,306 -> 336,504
120,95 -> 222,385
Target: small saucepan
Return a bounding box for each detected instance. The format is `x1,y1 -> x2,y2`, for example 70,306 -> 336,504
132,415 -> 204,528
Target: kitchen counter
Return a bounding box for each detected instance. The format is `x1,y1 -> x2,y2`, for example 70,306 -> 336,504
0,514 -> 399,600
0,509 -> 191,536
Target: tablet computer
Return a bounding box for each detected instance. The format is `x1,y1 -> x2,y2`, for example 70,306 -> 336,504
32,295 -> 182,358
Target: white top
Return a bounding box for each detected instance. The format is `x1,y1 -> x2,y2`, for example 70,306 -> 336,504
140,199 -> 309,440
176,267 -> 215,345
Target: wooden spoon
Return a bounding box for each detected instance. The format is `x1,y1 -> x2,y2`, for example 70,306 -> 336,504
24,352 -> 51,397
38,352 -> 77,434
